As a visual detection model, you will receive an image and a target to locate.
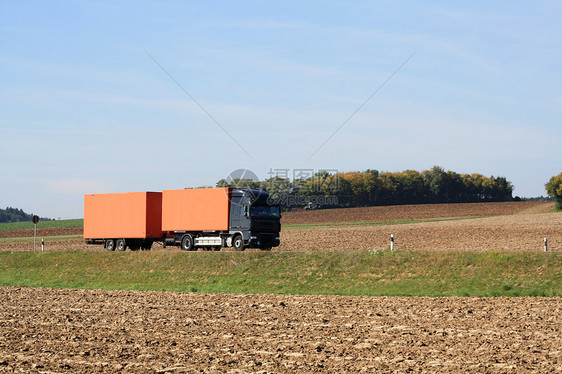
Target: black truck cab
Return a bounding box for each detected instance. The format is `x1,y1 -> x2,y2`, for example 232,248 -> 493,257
229,189 -> 281,250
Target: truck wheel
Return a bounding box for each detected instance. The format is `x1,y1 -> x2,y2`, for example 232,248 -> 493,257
105,239 -> 115,251
233,235 -> 244,251
181,234 -> 194,251
116,239 -> 126,251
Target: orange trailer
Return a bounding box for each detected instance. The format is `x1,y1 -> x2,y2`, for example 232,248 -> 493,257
162,187 -> 231,231
84,187 -> 281,252
84,192 -> 164,251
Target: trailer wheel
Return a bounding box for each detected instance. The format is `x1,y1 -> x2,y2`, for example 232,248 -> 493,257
181,234 -> 194,251
212,246 -> 221,251
116,239 -> 126,251
233,235 -> 245,251
105,239 -> 115,251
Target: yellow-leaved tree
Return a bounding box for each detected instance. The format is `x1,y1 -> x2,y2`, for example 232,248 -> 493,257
545,173 -> 562,210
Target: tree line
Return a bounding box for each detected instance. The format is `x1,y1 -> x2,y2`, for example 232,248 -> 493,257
0,207 -> 51,223
217,166 -> 514,209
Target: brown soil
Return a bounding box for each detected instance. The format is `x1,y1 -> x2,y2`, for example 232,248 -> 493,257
279,212 -> 562,252
0,226 -> 82,238
0,202 -> 558,253
1,203 -> 560,373
282,201 -> 554,225
0,287 -> 560,373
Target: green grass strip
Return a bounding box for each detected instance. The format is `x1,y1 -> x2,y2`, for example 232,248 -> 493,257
0,251 -> 559,297
0,219 -> 83,230
284,216 -> 486,229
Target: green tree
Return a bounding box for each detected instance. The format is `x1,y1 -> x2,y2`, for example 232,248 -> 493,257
262,176 -> 292,202
362,171 -> 382,205
324,174 -> 352,207
0,207 -> 51,223
0,207 -> 32,223
398,170 -> 427,203
215,178 -> 262,189
545,173 -> 562,210
377,171 -> 398,205
491,176 -> 513,201
421,166 -> 446,203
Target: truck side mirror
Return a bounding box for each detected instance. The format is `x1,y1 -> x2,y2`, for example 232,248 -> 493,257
244,205 -> 249,217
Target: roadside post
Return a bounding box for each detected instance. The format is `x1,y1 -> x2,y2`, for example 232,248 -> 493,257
390,234 -> 394,251
32,215 -> 39,252
41,238 -> 45,252
544,237 -> 548,252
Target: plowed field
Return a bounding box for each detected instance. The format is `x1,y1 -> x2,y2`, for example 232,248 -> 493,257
280,211 -> 562,252
1,287 -> 560,373
279,201 -> 562,252
1,202 -> 561,373
282,201 -> 554,225
1,201 -> 558,253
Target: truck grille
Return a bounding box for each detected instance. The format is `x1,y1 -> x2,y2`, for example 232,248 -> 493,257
251,219 -> 280,232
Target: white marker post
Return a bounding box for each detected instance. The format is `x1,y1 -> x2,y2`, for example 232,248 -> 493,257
41,238 -> 44,252
390,234 -> 394,251
544,237 -> 548,252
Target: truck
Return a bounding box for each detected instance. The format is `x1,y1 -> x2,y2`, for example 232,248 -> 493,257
84,187 -> 281,252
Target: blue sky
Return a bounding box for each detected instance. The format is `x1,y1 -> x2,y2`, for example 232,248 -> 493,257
1,1 -> 561,218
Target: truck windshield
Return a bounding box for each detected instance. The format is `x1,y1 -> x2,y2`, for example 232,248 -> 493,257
250,205 -> 280,218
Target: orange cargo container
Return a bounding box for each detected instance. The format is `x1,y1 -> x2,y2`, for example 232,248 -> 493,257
84,192 -> 164,239
162,188 -> 231,232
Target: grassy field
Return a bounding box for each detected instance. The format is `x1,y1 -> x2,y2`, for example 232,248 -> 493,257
0,219 -> 83,230
0,251 -> 560,297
